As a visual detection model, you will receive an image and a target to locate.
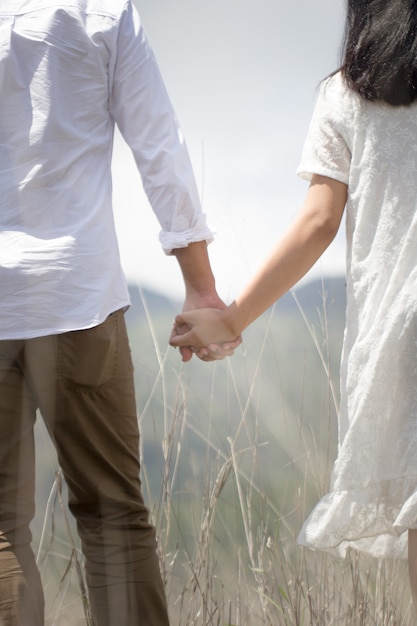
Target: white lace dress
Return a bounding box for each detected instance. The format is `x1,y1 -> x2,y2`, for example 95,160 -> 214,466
296,72 -> 417,559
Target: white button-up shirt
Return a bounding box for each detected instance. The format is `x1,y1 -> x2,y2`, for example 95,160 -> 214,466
0,0 -> 213,339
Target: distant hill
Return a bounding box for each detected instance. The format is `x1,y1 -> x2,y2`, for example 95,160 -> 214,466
126,275 -> 346,326
277,276 -> 346,319
126,283 -> 180,325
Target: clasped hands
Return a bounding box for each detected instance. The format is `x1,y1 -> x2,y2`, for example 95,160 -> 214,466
169,306 -> 242,362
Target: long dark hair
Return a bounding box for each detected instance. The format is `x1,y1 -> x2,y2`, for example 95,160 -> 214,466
341,0 -> 417,105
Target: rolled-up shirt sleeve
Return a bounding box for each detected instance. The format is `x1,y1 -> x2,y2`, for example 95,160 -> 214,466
108,1 -> 213,253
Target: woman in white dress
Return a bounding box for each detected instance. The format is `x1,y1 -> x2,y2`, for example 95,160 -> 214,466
170,0 -> 417,610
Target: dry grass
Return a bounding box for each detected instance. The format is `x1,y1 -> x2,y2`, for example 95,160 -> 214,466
33,285 -> 415,625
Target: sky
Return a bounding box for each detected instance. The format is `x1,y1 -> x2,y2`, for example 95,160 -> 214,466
112,0 -> 346,301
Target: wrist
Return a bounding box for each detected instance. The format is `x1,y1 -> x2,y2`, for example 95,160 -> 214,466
183,288 -> 225,312
222,302 -> 244,339
184,282 -> 217,302
173,241 -> 220,306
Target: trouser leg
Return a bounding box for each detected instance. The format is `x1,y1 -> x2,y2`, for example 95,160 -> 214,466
0,341 -> 44,626
25,310 -> 170,626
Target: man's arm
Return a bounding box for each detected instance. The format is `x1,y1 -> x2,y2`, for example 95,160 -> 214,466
171,241 -> 241,361
110,4 -> 240,362
172,241 -> 220,308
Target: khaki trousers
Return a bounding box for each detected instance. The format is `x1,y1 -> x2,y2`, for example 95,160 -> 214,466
0,310 -> 169,626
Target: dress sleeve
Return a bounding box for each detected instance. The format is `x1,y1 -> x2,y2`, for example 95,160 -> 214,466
297,75 -> 351,185
109,1 -> 213,254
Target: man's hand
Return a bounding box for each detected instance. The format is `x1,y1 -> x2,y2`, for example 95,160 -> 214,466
169,302 -> 242,362
171,293 -> 241,362
170,241 -> 241,361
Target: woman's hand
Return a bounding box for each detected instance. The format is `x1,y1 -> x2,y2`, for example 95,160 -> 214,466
169,307 -> 242,361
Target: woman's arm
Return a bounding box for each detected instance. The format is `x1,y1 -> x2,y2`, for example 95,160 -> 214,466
170,175 -> 347,351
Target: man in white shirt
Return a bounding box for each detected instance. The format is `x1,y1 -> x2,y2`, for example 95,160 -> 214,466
0,1 -> 230,624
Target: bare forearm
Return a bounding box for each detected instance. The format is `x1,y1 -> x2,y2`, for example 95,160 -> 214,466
172,241 -> 219,303
225,214 -> 338,334
224,177 -> 347,336
169,176 -> 347,356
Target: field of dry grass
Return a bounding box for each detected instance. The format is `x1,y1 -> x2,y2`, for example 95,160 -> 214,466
32,283 -> 415,625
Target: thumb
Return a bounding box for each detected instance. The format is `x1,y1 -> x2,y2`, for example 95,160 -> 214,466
174,312 -> 191,327
169,328 -> 193,347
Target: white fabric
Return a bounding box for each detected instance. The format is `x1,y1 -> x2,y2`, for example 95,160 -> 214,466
0,0 -> 212,339
297,72 -> 417,560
